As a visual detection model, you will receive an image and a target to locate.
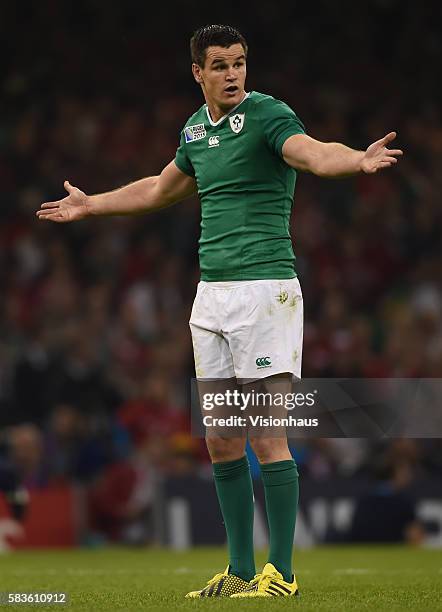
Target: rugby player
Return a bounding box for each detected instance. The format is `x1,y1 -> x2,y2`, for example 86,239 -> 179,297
36,24 -> 403,598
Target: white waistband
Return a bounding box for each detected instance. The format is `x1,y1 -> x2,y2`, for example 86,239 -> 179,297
198,278 -> 297,289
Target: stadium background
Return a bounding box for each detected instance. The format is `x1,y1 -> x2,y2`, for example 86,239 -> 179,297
0,0 -> 441,555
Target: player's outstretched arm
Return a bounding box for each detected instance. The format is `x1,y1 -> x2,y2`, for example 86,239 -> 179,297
282,132 -> 403,178
36,161 -> 197,223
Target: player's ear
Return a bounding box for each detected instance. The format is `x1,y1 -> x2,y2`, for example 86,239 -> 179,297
192,63 -> 203,84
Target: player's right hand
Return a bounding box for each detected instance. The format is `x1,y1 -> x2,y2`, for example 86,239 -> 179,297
36,181 -> 90,223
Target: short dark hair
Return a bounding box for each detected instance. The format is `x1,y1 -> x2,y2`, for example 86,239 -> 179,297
190,24 -> 248,67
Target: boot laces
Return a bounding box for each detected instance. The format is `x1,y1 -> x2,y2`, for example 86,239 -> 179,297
247,571 -> 277,592
206,572 -> 225,586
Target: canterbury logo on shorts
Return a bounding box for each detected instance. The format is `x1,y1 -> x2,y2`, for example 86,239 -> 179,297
256,356 -> 272,368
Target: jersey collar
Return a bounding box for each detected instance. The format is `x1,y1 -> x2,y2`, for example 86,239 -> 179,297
205,92 -> 250,127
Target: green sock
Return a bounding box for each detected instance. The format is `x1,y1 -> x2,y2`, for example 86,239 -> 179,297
212,455 -> 256,582
260,459 -> 299,583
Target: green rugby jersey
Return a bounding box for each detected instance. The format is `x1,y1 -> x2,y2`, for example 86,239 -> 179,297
174,91 -> 305,281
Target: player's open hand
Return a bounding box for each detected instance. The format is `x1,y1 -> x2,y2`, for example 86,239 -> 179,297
361,132 -> 403,174
36,181 -> 90,223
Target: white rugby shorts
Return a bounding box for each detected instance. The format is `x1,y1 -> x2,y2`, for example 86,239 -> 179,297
189,277 -> 303,381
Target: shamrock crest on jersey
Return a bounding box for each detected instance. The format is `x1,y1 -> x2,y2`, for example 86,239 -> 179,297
229,113 -> 245,133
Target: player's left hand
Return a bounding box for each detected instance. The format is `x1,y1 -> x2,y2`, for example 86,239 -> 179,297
361,132 -> 403,174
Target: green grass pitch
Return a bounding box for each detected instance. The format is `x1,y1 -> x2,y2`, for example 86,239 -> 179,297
0,546 -> 440,611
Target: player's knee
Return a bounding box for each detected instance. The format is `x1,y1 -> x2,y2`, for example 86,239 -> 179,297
249,436 -> 289,463
206,436 -> 246,462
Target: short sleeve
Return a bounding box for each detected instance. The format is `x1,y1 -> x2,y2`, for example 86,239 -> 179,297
174,130 -> 195,177
258,98 -> 306,158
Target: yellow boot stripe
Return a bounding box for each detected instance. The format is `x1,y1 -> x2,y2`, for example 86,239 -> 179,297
267,586 -> 281,596
270,580 -> 292,594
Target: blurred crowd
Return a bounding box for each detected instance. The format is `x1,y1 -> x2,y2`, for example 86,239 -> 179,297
0,2 -> 441,542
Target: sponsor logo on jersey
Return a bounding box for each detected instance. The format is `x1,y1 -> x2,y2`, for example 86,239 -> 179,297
208,135 -> 220,148
229,113 -> 245,133
184,123 -> 206,143
256,356 -> 272,368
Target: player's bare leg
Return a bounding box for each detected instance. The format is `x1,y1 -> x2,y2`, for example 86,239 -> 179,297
235,373 -> 300,597
186,378 -> 254,597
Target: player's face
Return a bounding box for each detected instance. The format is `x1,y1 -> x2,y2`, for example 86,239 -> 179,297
193,43 -> 247,112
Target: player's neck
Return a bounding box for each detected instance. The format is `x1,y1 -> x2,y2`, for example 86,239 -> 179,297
206,104 -> 228,123
205,92 -> 248,123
